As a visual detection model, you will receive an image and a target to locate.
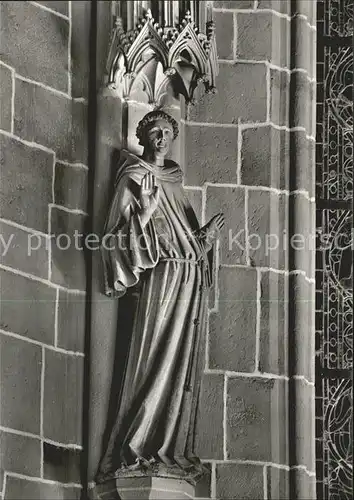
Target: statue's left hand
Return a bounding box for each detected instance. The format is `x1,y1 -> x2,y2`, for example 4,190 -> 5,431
205,213 -> 225,233
202,213 -> 225,248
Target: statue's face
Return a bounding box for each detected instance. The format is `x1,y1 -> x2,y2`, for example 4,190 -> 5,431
143,119 -> 174,157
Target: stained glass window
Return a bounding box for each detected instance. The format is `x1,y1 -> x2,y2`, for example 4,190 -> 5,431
316,1 -> 353,499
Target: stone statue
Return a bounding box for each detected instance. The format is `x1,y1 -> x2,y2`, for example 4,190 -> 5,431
97,110 -> 224,484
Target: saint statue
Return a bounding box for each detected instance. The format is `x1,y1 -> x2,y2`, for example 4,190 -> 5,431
97,110 -> 224,484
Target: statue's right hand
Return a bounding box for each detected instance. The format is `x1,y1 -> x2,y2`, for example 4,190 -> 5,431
139,172 -> 159,226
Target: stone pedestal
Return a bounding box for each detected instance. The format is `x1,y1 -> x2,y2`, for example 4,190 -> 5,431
92,475 -> 211,500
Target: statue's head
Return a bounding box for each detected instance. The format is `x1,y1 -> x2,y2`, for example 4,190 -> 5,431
136,110 -> 179,159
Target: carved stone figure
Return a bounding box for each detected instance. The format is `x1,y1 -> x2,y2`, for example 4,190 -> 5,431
97,110 -> 224,484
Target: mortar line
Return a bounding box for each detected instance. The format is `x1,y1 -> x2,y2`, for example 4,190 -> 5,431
0,329 -> 85,357
29,1 -> 70,20
263,465 -> 268,500
16,74 -> 71,100
180,120 -> 315,140
51,153 -> 56,205
244,187 -> 250,266
56,159 -> 89,170
266,63 -> 271,122
0,218 -> 50,238
0,262 -> 86,293
212,7 -> 316,29
4,471 -> 82,488
204,368 -> 314,386
0,426 -> 83,450
0,129 -> 56,154
68,1 -> 72,96
207,263 -> 315,284
0,61 -> 15,71
211,461 -> 217,499
10,67 -> 15,134
1,474 -> 7,499
200,459 -> 316,476
223,373 -> 228,461
54,288 -> 59,348
219,58 -> 315,83
49,203 -> 88,216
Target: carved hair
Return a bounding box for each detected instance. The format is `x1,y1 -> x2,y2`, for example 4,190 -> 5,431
136,110 -> 179,145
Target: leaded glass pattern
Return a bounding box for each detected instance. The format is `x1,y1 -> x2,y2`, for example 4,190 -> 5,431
316,1 -> 353,499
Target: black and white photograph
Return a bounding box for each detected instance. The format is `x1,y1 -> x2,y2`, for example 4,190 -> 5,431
0,1 -> 352,499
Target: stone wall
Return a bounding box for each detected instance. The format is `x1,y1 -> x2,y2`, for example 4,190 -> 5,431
183,1 -> 317,498
0,1 -> 317,499
0,1 -> 90,498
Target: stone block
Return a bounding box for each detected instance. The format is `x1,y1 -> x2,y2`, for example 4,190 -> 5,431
185,125 -> 238,186
195,373 -> 224,459
50,207 -> 87,290
188,63 -> 267,124
0,431 -> 41,478
57,290 -> 86,352
215,463 -> 264,500
0,335 -> 41,433
0,64 -> 13,131
0,2 -> 69,92
288,274 -> 312,381
0,269 -> 56,344
247,189 -> 287,269
71,1 -> 91,98
237,12 -> 290,67
43,443 -> 81,483
270,68 -> 290,127
259,271 -> 287,374
0,220 -> 49,279
209,267 -> 257,372
241,125 -> 289,189
226,377 -> 287,461
14,78 -> 88,163
54,162 -> 88,211
0,134 -> 53,232
43,350 -> 83,444
290,72 -> 311,132
205,186 -> 245,265
214,11 -> 234,60
214,1 -> 254,7
37,1 -> 69,16
4,476 -> 81,500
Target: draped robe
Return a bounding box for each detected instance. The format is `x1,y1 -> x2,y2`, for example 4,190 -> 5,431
97,150 -> 213,481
